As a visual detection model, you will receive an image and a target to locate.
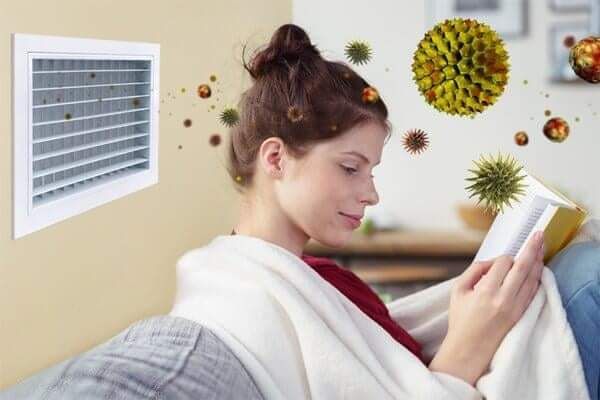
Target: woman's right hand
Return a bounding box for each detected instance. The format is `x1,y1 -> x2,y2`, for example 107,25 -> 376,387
428,230 -> 546,386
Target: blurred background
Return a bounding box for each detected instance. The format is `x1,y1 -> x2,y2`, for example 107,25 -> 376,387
1,0 -> 598,389
295,0 -> 599,231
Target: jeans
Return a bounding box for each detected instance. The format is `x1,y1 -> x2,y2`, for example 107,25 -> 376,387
549,241 -> 600,400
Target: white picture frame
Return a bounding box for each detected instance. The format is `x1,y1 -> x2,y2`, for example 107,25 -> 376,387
591,0 -> 600,33
425,0 -> 528,39
549,0 -> 590,12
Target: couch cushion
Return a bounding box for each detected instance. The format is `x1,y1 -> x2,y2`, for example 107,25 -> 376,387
0,315 -> 264,400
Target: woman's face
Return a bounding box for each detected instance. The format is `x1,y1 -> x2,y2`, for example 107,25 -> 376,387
277,121 -> 387,248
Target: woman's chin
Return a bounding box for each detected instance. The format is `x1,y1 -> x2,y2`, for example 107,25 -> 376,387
312,231 -> 352,249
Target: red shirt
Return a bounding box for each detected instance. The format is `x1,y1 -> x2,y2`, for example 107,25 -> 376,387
300,254 -> 426,364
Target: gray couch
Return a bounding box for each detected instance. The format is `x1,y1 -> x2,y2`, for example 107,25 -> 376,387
0,316 -> 265,399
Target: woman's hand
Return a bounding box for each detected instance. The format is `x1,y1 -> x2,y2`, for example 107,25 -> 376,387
428,230 -> 546,386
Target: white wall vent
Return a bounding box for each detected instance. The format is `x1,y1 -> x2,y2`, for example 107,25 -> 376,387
12,34 -> 160,239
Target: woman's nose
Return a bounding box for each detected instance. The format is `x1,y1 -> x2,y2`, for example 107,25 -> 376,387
361,181 -> 379,206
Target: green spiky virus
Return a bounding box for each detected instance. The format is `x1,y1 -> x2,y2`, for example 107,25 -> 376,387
345,40 -> 373,65
412,18 -> 510,116
219,107 -> 239,127
465,153 -> 527,215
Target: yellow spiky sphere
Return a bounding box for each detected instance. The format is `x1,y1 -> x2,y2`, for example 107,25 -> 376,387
412,18 -> 510,116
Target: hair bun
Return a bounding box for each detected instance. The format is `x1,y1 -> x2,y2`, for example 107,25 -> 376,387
245,24 -> 320,79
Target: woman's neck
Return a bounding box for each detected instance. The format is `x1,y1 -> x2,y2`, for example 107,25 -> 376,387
231,191 -> 309,257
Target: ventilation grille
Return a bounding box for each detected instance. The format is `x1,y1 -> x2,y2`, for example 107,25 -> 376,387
31,58 -> 151,207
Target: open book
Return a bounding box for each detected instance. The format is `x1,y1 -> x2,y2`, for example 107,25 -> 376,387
473,172 -> 588,264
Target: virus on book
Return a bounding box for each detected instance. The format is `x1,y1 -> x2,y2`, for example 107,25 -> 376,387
183,118 -> 192,128
362,87 -> 380,104
544,110 -> 551,117
219,107 -> 239,127
197,84 -> 212,99
514,131 -> 528,146
412,18 -> 510,116
543,117 -> 570,143
569,36 -> 600,83
287,106 -> 304,123
402,129 -> 430,155
465,153 -> 527,215
345,40 -> 373,65
210,74 -> 217,82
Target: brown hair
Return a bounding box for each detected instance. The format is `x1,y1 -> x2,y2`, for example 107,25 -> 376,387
226,24 -> 392,194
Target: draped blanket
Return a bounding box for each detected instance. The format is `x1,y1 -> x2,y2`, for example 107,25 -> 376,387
169,233 -> 590,399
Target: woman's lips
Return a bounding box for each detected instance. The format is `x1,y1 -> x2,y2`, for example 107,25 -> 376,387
339,212 -> 362,221
339,212 -> 361,229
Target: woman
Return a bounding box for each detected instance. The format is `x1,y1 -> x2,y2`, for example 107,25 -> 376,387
170,24 -> 598,399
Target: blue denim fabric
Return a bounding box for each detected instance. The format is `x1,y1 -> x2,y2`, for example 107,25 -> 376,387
549,241 -> 600,400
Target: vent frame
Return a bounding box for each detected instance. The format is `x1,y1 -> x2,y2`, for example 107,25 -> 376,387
12,33 -> 160,239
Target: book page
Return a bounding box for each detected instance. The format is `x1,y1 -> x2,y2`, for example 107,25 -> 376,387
473,171 -> 585,263
514,205 -> 558,259
473,188 -> 545,262
506,197 -> 550,257
526,173 -> 575,208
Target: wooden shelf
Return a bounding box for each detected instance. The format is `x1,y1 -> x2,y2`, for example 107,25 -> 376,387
305,229 -> 486,257
303,229 -> 485,285
351,264 -> 453,283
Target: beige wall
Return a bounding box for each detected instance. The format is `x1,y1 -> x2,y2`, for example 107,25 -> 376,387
0,0 -> 290,388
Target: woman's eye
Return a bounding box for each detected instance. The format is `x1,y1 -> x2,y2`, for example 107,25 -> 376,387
341,165 -> 358,175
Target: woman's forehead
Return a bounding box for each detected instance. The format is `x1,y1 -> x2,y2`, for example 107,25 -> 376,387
326,126 -> 385,158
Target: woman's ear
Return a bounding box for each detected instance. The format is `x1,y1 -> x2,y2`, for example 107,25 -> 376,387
259,137 -> 285,178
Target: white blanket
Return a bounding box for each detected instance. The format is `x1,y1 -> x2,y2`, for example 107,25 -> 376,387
169,233 -> 590,399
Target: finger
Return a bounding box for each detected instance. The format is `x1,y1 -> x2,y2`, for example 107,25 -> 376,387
477,255 -> 514,288
513,273 -> 540,317
501,231 -> 544,299
457,259 -> 495,291
516,245 -> 544,308
516,231 -> 544,269
537,240 -> 546,270
534,244 -> 545,281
